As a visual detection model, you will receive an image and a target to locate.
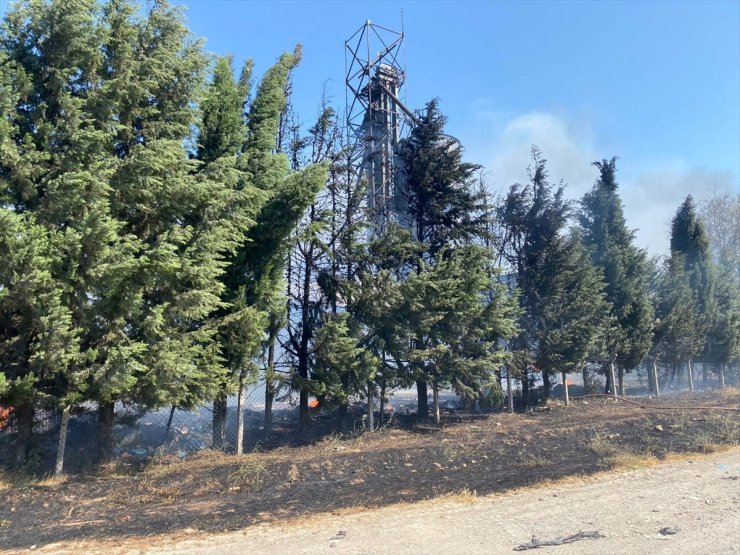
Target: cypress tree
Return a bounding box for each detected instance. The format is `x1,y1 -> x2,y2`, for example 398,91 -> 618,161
395,99 -> 489,415
0,213 -> 79,465
214,46 -> 326,440
499,148 -> 607,403
665,196 -> 715,389
0,0 -> 272,460
403,246 -> 518,423
579,158 -> 654,395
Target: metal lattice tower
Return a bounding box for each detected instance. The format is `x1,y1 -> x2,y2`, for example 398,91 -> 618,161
345,20 -> 415,221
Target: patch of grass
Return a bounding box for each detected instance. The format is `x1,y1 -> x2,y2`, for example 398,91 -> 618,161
0,469 -> 67,491
516,453 -> 549,469
588,432 -> 657,470
442,443 -> 476,463
438,488 -> 478,504
227,459 -> 267,492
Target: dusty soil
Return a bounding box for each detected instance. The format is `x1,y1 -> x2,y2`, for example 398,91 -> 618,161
139,448 -> 740,554
1,391 -> 738,554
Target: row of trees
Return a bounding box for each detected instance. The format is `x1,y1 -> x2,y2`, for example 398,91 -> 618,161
0,0 -> 326,465
1,1 -> 737,469
499,151 -> 738,406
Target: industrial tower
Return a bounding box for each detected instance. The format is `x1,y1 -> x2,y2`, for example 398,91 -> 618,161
345,20 -> 416,223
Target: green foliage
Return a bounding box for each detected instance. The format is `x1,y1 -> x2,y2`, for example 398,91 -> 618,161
706,264 -> 739,365
311,313 -> 378,406
198,55 -> 247,164
499,149 -> 607,389
656,196 -> 716,364
396,99 -> 488,254
0,212 -> 79,406
579,157 -> 654,368
653,255 -> 704,364
403,246 -> 518,402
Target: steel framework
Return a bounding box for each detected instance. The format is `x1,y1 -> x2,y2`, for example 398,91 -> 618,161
345,20 -> 415,220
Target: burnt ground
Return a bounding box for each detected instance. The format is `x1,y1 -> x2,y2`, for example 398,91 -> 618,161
1,390 -> 738,552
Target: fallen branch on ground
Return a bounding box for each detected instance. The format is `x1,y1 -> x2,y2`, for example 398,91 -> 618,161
514,530 -> 605,551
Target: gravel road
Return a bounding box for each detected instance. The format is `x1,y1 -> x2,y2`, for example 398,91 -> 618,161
135,448 -> 740,555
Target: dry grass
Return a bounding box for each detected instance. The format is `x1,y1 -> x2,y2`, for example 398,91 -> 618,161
516,453 -> 550,469
588,432 -> 658,470
227,459 -> 267,492
716,386 -> 740,399
437,488 -> 478,504
0,469 -> 68,491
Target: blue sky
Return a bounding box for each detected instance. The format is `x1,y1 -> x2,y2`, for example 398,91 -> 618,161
1,0 -> 738,253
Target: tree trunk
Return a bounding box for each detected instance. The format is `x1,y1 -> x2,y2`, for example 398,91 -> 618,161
379,371 -> 387,428
507,366 -> 514,414
416,380 -> 429,417
542,369 -> 551,400
298,244 -> 313,427
14,402 -> 34,467
702,363 -> 707,388
163,405 -> 176,444
235,374 -> 245,455
98,401 -> 115,461
337,372 -> 351,429
582,367 -> 590,394
618,366 -> 625,396
687,359 -> 694,392
609,359 -> 617,398
212,391 -> 227,450
719,363 -> 725,388
432,383 -> 440,426
669,363 -> 678,390
264,337 -> 275,437
366,384 -> 374,431
264,384 -> 274,437
604,366 -> 611,395
561,372 -> 569,406
521,369 -> 530,407
55,406 -> 71,476
652,360 -> 661,398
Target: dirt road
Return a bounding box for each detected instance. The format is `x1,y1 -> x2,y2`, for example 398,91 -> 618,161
95,448 -> 736,555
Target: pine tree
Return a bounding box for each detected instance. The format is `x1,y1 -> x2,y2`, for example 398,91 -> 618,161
196,53 -> 262,450
534,233 -> 608,405
310,313 -> 378,415
396,99 -> 488,256
706,264 -> 739,385
653,256 -> 703,388
579,158 -> 654,395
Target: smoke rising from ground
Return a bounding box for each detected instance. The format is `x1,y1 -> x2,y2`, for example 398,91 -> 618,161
462,108 -> 739,256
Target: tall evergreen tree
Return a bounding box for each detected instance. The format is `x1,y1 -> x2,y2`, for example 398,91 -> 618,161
395,99 -> 490,415
402,246 -> 518,423
499,148 -> 606,403
579,158 -> 654,395
0,212 -> 79,464
665,196 -> 715,389
396,99 -> 488,256
208,47 -> 326,446
0,0 -> 324,460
